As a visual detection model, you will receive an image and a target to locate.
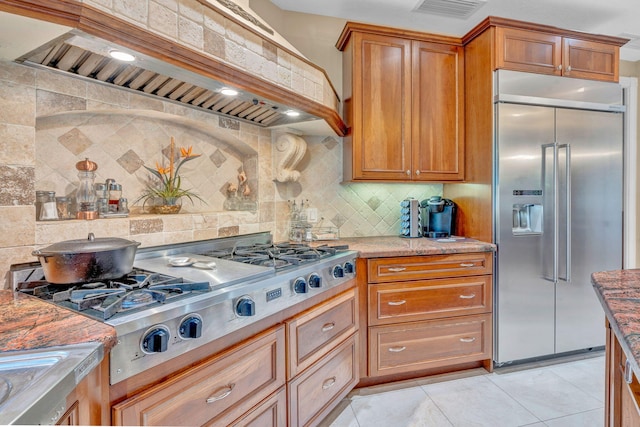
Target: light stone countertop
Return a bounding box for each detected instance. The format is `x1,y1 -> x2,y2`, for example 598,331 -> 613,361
318,235 -> 496,258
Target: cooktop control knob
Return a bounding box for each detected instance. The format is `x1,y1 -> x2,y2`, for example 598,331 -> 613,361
236,296 -> 256,316
179,315 -> 203,339
332,265 -> 344,279
141,325 -> 170,353
293,277 -> 308,294
308,273 -> 322,288
343,261 -> 355,274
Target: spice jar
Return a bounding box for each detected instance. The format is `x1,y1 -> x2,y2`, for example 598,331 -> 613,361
55,196 -> 72,219
108,182 -> 122,213
38,191 -> 58,221
75,158 -> 98,220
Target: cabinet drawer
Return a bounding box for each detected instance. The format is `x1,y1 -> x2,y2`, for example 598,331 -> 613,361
369,275 -> 492,325
287,289 -> 358,379
227,387 -> 287,427
368,252 -> 492,283
369,314 -> 491,377
289,334 -> 359,427
112,326 -> 285,426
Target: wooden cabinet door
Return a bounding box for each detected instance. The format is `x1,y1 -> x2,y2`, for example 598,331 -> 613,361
412,41 -> 464,181
351,32 -> 412,180
495,27 -> 562,76
607,324 -> 640,426
563,38 -> 619,82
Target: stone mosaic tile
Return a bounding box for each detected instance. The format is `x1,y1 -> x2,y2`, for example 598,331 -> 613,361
219,117 -> 240,130
117,149 -> 144,174
36,90 -> 86,117
0,82 -> 36,127
0,165 -> 35,206
218,225 -> 239,236
203,28 -> 226,58
58,128 -> 93,156
322,136 -> 338,150
262,40 -> 277,63
0,61 -> 36,86
154,0 -> 178,13
113,0 -> 148,24
0,206 -> 35,246
210,148 -> 227,167
179,16 -> 204,49
178,0 -> 203,22
36,70 -> 87,99
0,124 -> 35,166
130,218 -> 163,234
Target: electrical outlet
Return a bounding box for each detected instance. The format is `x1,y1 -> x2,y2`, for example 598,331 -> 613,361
307,208 -> 318,223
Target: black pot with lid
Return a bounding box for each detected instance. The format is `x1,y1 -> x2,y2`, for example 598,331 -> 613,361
32,233 -> 141,284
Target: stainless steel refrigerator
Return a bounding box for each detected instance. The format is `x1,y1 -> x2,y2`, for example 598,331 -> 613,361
494,70 -> 625,365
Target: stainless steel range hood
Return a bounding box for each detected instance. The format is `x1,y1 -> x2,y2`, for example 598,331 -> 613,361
17,30 -> 323,129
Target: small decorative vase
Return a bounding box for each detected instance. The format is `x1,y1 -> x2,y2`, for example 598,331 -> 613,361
152,197 -> 182,214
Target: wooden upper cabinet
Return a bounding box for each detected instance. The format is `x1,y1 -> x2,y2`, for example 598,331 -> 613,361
563,38 -> 619,81
354,32 -> 412,181
495,27 -> 562,75
486,19 -> 625,82
412,41 -> 464,181
337,23 -> 464,182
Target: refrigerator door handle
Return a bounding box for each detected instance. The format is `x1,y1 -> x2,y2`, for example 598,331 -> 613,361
558,144 -> 571,283
541,143 -> 557,282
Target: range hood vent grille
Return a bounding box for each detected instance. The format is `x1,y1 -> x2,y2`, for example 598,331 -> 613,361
18,32 -> 313,128
413,0 -> 487,19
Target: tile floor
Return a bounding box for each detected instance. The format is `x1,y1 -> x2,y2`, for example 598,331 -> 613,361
322,352 -> 606,427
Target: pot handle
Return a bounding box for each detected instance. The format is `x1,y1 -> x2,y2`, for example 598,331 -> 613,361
31,249 -> 53,262
87,232 -> 95,241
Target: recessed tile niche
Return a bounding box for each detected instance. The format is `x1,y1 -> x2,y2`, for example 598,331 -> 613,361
35,108 -> 259,214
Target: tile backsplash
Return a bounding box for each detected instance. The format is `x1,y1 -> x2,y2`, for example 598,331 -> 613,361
0,59 -> 441,285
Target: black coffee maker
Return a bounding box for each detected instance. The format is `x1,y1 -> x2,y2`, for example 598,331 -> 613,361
421,197 -> 456,238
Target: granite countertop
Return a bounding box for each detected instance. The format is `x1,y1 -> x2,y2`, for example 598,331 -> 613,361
324,235 -> 496,258
592,270 -> 640,376
0,290 -> 117,353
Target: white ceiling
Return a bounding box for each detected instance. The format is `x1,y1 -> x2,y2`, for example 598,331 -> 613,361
270,0 -> 640,62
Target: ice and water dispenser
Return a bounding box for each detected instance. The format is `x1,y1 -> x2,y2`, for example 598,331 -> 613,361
511,190 -> 543,236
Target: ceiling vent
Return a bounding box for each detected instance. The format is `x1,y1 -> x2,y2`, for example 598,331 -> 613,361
413,0 -> 487,19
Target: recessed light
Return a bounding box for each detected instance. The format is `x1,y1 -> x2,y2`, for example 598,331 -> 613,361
285,110 -> 300,117
221,88 -> 238,96
109,50 -> 136,62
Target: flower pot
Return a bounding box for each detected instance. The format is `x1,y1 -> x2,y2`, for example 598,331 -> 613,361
152,197 -> 182,214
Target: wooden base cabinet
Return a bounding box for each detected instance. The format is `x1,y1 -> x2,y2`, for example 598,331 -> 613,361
286,288 -> 359,427
112,327 -> 285,426
606,322 -> 640,426
362,252 -> 493,382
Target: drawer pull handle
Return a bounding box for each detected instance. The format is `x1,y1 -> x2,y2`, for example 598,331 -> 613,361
459,294 -> 476,299
625,359 -> 633,384
388,267 -> 407,272
322,377 -> 337,390
206,383 -> 235,403
460,263 -> 475,268
388,300 -> 407,306
460,337 -> 476,343
321,322 -> 336,332
388,346 -> 406,353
